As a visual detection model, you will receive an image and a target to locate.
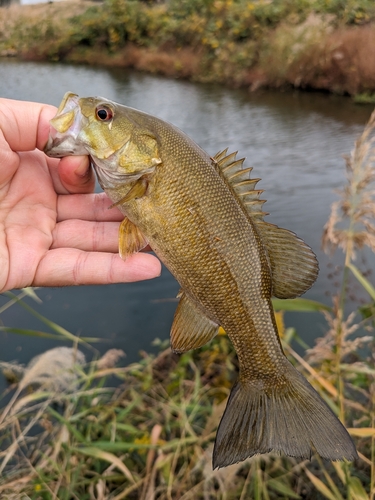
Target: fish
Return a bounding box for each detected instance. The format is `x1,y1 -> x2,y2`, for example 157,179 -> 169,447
45,92 -> 358,468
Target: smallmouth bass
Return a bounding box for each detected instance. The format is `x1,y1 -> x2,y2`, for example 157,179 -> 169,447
45,92 -> 357,468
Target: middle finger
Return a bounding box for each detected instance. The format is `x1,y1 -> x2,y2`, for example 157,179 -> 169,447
57,192 -> 124,222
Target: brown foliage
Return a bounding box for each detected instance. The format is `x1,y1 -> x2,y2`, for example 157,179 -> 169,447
121,45 -> 201,79
289,24 -> 375,95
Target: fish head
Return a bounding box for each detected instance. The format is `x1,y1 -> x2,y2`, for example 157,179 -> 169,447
45,92 -> 161,188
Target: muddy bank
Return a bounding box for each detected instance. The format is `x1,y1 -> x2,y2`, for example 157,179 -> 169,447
1,0 -> 375,98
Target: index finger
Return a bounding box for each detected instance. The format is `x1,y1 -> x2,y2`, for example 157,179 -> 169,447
0,98 -> 92,194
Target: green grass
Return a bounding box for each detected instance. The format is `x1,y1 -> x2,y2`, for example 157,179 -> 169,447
354,93 -> 375,105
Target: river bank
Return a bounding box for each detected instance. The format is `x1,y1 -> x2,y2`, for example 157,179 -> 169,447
1,0 -> 375,99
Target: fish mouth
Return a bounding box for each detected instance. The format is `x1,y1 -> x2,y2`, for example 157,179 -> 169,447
44,92 -> 88,158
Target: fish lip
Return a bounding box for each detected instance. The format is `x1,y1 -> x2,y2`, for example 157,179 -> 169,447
44,92 -> 88,158
44,135 -> 87,158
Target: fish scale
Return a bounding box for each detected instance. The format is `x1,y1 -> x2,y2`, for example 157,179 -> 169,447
45,92 -> 358,469
145,160 -> 270,359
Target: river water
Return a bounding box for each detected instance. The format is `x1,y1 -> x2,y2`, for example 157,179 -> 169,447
0,59 -> 373,389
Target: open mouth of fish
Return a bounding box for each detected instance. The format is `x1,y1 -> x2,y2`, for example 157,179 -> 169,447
45,93 -> 89,158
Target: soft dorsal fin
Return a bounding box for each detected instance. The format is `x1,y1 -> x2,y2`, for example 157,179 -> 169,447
256,221 -> 319,298
213,150 -> 319,298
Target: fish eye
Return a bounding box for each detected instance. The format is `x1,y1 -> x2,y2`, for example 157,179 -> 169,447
95,105 -> 113,122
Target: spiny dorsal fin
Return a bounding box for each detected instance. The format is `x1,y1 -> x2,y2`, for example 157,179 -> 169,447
213,150 -> 319,298
213,150 -> 267,220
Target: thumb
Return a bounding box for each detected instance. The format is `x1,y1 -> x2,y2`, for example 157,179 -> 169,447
38,104 -> 95,195
57,155 -> 95,194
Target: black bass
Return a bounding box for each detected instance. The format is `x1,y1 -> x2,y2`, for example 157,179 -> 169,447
45,92 -> 357,468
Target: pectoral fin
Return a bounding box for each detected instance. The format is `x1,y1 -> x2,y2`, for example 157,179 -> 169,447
109,175 -> 149,208
171,291 -> 219,353
118,218 -> 148,260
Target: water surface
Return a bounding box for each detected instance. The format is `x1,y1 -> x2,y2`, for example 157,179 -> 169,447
0,59 -> 373,390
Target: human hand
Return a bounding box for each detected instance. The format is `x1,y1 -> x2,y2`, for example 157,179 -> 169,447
0,98 -> 161,292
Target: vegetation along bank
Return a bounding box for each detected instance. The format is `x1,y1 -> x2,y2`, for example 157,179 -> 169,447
1,0 -> 375,99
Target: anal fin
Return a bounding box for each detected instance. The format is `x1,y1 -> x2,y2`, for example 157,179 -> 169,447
171,291 -> 219,353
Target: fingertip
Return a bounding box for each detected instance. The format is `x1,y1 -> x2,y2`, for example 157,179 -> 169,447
130,253 -> 162,281
118,252 -> 162,282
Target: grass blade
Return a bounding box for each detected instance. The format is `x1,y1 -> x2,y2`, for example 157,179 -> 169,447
347,263 -> 375,301
348,428 -> 375,437
3,292 -> 99,346
268,478 -> 301,498
304,468 -> 342,500
348,476 -> 370,500
272,297 -> 331,312
0,326 -> 101,343
72,447 -> 136,483
21,287 -> 42,303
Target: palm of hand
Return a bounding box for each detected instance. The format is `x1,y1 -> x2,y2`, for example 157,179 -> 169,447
0,148 -> 61,291
0,98 -> 161,292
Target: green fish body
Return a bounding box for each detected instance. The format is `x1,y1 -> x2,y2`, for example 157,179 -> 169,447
45,93 -> 357,468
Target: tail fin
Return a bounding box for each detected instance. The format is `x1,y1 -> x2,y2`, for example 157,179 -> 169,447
213,361 -> 357,469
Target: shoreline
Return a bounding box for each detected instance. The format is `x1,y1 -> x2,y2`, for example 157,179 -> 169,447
1,2 -> 375,100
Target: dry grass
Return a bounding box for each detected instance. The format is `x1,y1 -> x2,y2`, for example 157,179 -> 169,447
126,46 -> 201,79
0,1 -> 89,34
288,25 -> 375,95
67,44 -> 202,80
323,108 -> 375,257
0,0 -> 94,58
